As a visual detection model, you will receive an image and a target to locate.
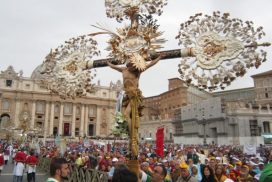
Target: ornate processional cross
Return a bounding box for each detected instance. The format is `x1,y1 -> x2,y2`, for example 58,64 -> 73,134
39,0 -> 270,175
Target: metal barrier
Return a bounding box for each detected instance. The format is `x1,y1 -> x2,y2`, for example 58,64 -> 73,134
37,157 -> 51,174
37,157 -> 108,182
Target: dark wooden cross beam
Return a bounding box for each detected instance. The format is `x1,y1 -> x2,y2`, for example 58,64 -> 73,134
92,49 -> 181,68
91,42 -> 271,68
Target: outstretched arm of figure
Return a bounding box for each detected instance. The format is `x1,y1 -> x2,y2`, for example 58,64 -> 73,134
107,61 -> 125,72
145,55 -> 162,70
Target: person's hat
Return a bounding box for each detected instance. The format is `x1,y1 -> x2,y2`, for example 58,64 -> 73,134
112,157 -> 118,162
232,157 -> 239,161
250,161 -> 258,166
216,157 -> 221,161
242,165 -> 249,171
210,156 -> 216,160
141,162 -> 149,166
224,179 -> 234,182
180,162 -> 189,169
236,161 -> 242,166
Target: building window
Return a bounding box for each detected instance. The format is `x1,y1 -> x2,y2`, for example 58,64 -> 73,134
36,101 -> 45,114
76,106 -> 80,115
103,92 -> 107,97
89,107 -> 94,116
64,103 -> 72,115
2,100 -> 10,110
53,127 -> 58,136
54,105 -> 60,113
36,121 -> 43,128
263,122 -> 271,133
88,124 -> 95,136
5,80 -> 13,87
75,128 -> 79,136
265,93 -> 269,98
25,84 -> 30,89
39,85 -> 47,89
250,120 -> 259,136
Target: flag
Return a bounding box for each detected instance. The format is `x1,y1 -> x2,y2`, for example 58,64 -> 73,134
156,127 -> 164,157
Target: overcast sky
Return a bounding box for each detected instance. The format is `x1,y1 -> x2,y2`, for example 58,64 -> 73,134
1,0 -> 272,97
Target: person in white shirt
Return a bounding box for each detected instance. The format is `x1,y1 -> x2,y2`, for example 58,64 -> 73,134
8,145 -> 13,157
4,148 -> 10,165
13,161 -> 25,182
108,157 -> 118,180
45,158 -> 70,182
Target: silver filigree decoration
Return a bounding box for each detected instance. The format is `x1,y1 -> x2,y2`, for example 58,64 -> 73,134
176,11 -> 269,91
101,15 -> 165,70
40,35 -> 100,99
105,0 -> 168,22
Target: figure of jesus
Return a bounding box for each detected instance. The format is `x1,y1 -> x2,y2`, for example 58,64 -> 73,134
107,55 -> 161,158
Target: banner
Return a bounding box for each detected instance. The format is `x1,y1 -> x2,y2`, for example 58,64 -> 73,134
243,144 -> 256,155
156,127 -> 164,157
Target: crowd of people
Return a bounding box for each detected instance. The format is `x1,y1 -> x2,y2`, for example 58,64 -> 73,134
0,140 -> 38,182
0,138 -> 272,182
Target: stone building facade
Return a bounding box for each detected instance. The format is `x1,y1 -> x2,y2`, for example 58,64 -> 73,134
0,66 -> 120,139
173,97 -> 272,145
251,70 -> 272,105
213,87 -> 255,104
139,78 -> 212,142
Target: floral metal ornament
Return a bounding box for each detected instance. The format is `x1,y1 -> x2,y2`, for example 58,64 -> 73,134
105,0 -> 168,22
40,35 -> 100,99
98,15 -> 166,70
176,11 -> 270,91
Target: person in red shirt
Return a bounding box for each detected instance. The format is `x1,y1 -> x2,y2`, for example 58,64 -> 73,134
0,149 -> 4,175
25,150 -> 38,182
14,149 -> 27,163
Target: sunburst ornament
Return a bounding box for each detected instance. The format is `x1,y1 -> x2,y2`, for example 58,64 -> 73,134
176,11 -> 270,91
102,15 -> 166,70
105,0 -> 168,22
130,53 -> 147,71
40,35 -> 100,99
